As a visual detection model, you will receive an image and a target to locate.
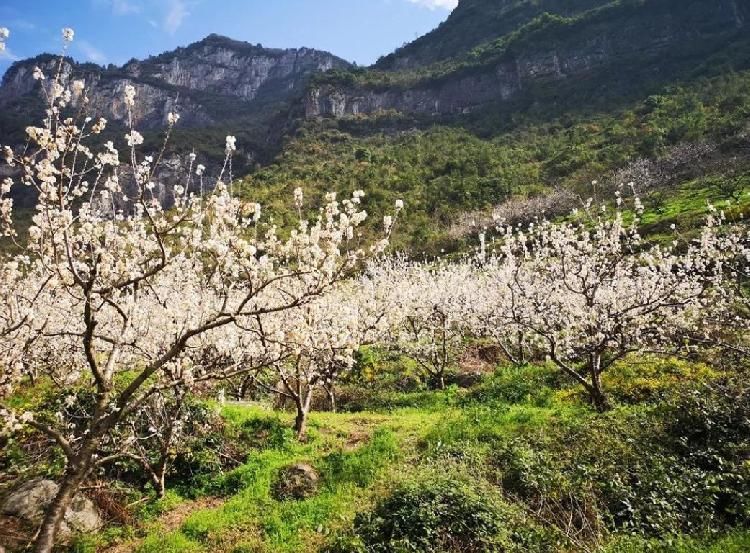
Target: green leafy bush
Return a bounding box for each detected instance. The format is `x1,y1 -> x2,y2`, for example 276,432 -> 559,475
350,478 -> 505,552
600,357 -> 719,404
465,364 -> 564,407
495,377 -> 750,538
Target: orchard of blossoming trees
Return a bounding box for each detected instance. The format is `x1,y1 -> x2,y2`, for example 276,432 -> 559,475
0,28 -> 748,552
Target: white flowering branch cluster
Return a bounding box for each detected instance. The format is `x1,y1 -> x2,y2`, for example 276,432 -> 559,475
0,27 -> 8,52
368,202 -> 745,411
0,28 -> 401,552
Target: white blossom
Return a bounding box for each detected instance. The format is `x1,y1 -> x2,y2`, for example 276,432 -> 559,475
124,84 -> 136,108
125,130 -> 144,147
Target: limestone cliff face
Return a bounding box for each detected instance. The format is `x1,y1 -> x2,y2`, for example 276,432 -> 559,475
0,34 -> 350,130
130,36 -> 346,103
307,0 -> 749,119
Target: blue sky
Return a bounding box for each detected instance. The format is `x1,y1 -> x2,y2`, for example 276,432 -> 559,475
0,0 -> 456,76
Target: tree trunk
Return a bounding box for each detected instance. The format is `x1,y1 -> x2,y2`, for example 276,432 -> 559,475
590,385 -> 610,413
294,392 -> 313,440
294,408 -> 308,440
435,371 -> 446,390
34,462 -> 91,553
589,356 -> 610,413
237,374 -> 254,400
153,469 -> 166,499
326,385 -> 337,413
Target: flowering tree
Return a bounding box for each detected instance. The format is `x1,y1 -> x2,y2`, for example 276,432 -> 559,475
466,258 -> 532,367
249,271 -> 391,438
0,29 -> 377,552
384,261 -> 475,389
488,206 -> 712,411
680,217 -> 750,361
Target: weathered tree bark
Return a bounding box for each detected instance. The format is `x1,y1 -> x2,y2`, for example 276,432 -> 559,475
34,444 -> 97,553
294,392 -> 313,440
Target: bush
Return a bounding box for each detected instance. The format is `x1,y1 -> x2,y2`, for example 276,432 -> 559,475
660,378 -> 750,525
465,364 -> 563,407
601,357 -> 719,404
494,377 -> 750,539
351,478 -> 505,553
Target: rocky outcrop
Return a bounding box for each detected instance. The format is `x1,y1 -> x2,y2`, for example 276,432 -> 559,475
306,62 -> 521,118
0,34 -> 351,130
307,0 -> 750,119
131,36 -> 347,104
1,479 -> 103,538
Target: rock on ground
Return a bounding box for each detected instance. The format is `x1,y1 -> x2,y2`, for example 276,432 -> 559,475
272,463 -> 320,500
1,479 -> 103,538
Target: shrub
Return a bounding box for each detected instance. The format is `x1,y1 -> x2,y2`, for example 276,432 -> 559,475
465,364 -> 563,407
600,357 -> 719,404
494,377 -> 750,539
351,478 -> 505,553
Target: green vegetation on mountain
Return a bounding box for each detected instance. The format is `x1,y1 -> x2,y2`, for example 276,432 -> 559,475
318,0 -> 750,93
375,0 -> 607,70
241,69 -> 750,254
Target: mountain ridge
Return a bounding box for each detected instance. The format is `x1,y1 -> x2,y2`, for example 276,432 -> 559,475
307,0 -> 750,119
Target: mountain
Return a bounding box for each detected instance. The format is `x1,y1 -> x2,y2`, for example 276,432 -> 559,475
0,34 -> 350,160
238,0 -> 750,255
307,0 -> 750,119
374,0 -> 607,71
1,0 -> 749,254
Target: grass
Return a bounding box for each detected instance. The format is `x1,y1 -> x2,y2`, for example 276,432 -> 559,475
132,407 -> 425,553
91,358 -> 747,553
604,531 -> 750,553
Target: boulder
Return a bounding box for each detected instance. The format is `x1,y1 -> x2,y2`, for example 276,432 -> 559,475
1,479 -> 103,537
272,463 -> 320,500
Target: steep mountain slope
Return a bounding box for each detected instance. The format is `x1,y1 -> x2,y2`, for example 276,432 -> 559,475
0,34 -> 350,156
375,0 -> 606,71
2,0 -> 750,255
239,0 -> 750,254
308,0 -> 750,118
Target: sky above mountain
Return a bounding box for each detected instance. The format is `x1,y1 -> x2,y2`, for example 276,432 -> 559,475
0,0 -> 456,76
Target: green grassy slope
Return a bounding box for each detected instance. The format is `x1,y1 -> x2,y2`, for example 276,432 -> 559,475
52,356 -> 749,553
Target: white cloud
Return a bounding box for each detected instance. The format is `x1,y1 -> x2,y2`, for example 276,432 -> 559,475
8,19 -> 37,32
92,0 -> 142,16
91,0 -> 192,35
77,40 -> 107,64
163,0 -> 189,35
111,0 -> 142,15
0,46 -> 20,62
406,0 -> 458,10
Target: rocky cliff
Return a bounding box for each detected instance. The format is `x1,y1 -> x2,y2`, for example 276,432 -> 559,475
307,0 -> 750,119
0,35 -> 351,211
0,34 -> 350,130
